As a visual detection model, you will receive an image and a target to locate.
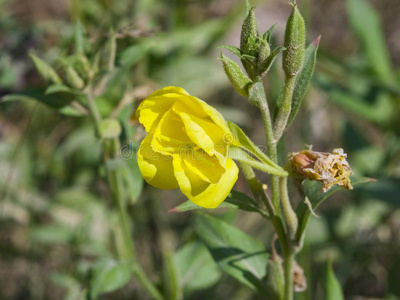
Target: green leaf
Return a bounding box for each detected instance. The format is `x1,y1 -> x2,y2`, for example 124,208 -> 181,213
74,20 -> 87,54
51,273 -> 85,300
119,41 -> 153,67
89,260 -> 132,299
263,24 -> 276,42
162,252 -> 180,300
170,190 -> 267,216
45,84 -> 77,95
348,0 -> 393,83
228,146 -> 288,177
324,260 -> 344,300
295,176 -> 374,243
315,76 -> 392,123
29,52 -> 62,84
219,45 -> 242,57
2,90 -> 85,117
174,241 -> 221,293
30,225 -> 73,244
195,213 -> 269,292
287,36 -> 320,127
227,121 -> 284,174
257,46 -> 285,77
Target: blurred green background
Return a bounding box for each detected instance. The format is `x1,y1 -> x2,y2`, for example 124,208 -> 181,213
0,0 -> 399,299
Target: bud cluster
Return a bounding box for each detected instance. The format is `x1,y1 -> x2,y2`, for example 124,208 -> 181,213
219,4 -> 286,97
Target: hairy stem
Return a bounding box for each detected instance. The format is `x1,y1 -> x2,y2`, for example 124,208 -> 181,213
273,75 -> 296,140
257,83 -> 296,300
284,252 -> 295,300
239,163 -> 288,254
280,176 -> 298,240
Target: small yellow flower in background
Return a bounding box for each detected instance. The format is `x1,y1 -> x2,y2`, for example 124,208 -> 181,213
290,148 -> 353,192
135,86 -> 240,208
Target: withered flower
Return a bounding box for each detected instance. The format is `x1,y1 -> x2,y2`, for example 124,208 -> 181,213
290,148 -> 353,192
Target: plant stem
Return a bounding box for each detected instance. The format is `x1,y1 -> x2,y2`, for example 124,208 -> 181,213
85,85 -> 163,300
284,252 -> 295,300
259,101 -> 280,215
273,75 -> 296,141
280,176 -> 298,240
106,138 -> 164,300
257,82 -> 296,300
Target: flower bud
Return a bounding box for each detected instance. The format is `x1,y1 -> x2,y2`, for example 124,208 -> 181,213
220,54 -> 252,97
282,2 -> 305,77
98,118 -> 122,139
289,148 -> 353,192
65,65 -> 85,89
257,39 -> 271,67
240,6 -> 258,56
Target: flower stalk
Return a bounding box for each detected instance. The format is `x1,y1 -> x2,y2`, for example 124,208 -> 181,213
87,87 -> 164,300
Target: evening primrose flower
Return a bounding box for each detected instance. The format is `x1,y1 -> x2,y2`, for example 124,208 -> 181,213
135,86 -> 239,208
290,148 -> 353,192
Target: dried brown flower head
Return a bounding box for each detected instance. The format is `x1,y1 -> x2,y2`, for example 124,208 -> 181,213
290,148 -> 353,192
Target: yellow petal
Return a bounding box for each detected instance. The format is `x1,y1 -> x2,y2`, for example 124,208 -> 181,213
183,150 -> 225,184
136,87 -> 233,140
173,103 -> 226,156
137,133 -> 179,189
151,107 -> 193,155
173,155 -> 239,208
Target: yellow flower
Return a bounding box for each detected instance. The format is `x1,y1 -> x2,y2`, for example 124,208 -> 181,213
290,148 -> 353,192
136,86 -> 239,208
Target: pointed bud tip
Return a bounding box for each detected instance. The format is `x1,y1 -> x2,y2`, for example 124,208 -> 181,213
313,35 -> 321,46
288,0 -> 297,8
168,208 -> 179,213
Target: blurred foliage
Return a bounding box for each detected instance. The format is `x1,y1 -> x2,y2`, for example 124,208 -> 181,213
0,0 -> 399,299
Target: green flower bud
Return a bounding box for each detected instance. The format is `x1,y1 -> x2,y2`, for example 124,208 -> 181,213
257,39 -> 271,68
282,2 -> 305,77
98,118 -> 122,139
240,6 -> 259,80
220,54 -> 252,97
74,54 -> 92,80
240,6 -> 258,56
65,65 -> 85,89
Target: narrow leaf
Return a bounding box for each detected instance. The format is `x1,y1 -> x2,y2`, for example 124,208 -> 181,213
2,90 -> 85,117
195,213 -> 269,292
219,45 -> 242,57
169,190 -> 267,216
227,121 -> 282,171
228,146 -> 288,177
348,0 -> 393,83
45,84 -> 76,95
261,46 -> 285,76
29,52 -> 62,84
263,24 -> 276,42
295,176 -> 374,243
74,20 -> 86,54
287,36 -> 320,127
